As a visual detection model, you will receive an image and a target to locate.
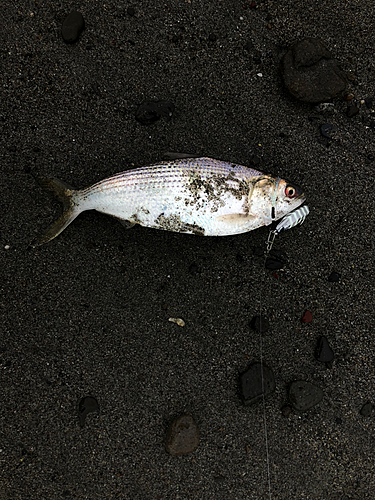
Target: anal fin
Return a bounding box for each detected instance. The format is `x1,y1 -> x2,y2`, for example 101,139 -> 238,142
118,220 -> 136,230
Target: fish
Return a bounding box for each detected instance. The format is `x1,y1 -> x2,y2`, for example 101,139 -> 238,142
32,157 -> 305,246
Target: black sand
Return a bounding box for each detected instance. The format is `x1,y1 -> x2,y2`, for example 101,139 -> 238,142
1,1 -> 375,498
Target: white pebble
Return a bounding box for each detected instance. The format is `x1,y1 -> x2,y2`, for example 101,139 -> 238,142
168,318 -> 185,327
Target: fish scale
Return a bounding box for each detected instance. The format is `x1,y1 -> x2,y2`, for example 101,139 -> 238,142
33,157 -> 305,245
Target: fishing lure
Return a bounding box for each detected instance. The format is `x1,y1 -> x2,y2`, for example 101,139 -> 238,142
266,205 -> 310,252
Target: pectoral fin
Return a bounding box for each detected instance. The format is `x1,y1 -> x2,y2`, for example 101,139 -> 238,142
109,215 -> 136,229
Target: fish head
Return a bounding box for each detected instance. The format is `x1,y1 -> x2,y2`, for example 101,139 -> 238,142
250,175 -> 305,223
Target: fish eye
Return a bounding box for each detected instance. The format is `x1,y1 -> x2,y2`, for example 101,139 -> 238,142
285,186 -> 297,198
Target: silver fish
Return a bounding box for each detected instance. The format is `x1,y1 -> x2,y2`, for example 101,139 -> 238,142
33,157 -> 305,246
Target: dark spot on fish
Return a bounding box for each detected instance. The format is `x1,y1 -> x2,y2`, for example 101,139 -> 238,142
154,214 -> 205,235
183,169 -> 250,215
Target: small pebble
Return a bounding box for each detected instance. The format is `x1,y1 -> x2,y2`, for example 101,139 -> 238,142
281,405 -> 292,417
249,315 -> 269,334
315,336 -> 334,363
135,100 -> 175,125
288,380 -> 323,411
168,318 -> 185,327
301,310 -> 313,323
78,396 -> 99,427
62,11 -> 85,43
344,93 -> 354,101
320,123 -> 335,139
360,402 -> 374,417
328,271 -> 341,282
315,103 -> 335,113
347,105 -> 359,118
127,7 -> 135,16
239,362 -> 275,405
165,414 -> 199,456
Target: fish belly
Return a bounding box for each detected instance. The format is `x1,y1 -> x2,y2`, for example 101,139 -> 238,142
77,158 -> 262,236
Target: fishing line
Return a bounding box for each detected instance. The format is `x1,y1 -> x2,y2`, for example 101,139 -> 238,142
258,252 -> 272,500
258,204 -> 310,499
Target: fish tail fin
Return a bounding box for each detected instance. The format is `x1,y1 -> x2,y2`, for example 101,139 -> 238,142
32,177 -> 82,247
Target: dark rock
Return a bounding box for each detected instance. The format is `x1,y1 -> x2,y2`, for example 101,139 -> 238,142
235,253 -> 244,263
135,100 -> 175,125
265,257 -> 283,270
248,155 -> 261,166
301,310 -> 313,323
315,336 -> 334,363
188,262 -> 200,274
328,271 -> 341,282
127,7 -> 135,16
364,97 -> 374,109
208,33 -> 217,42
281,38 -> 347,103
239,362 -> 275,405
360,402 -> 374,417
171,34 -> 182,44
288,380 -> 323,411
78,396 -> 99,427
253,246 -> 264,257
244,41 -> 254,52
320,123 -> 335,139
62,11 -> 85,43
165,414 -> 199,456
250,315 -> 269,333
347,105 -> 359,117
